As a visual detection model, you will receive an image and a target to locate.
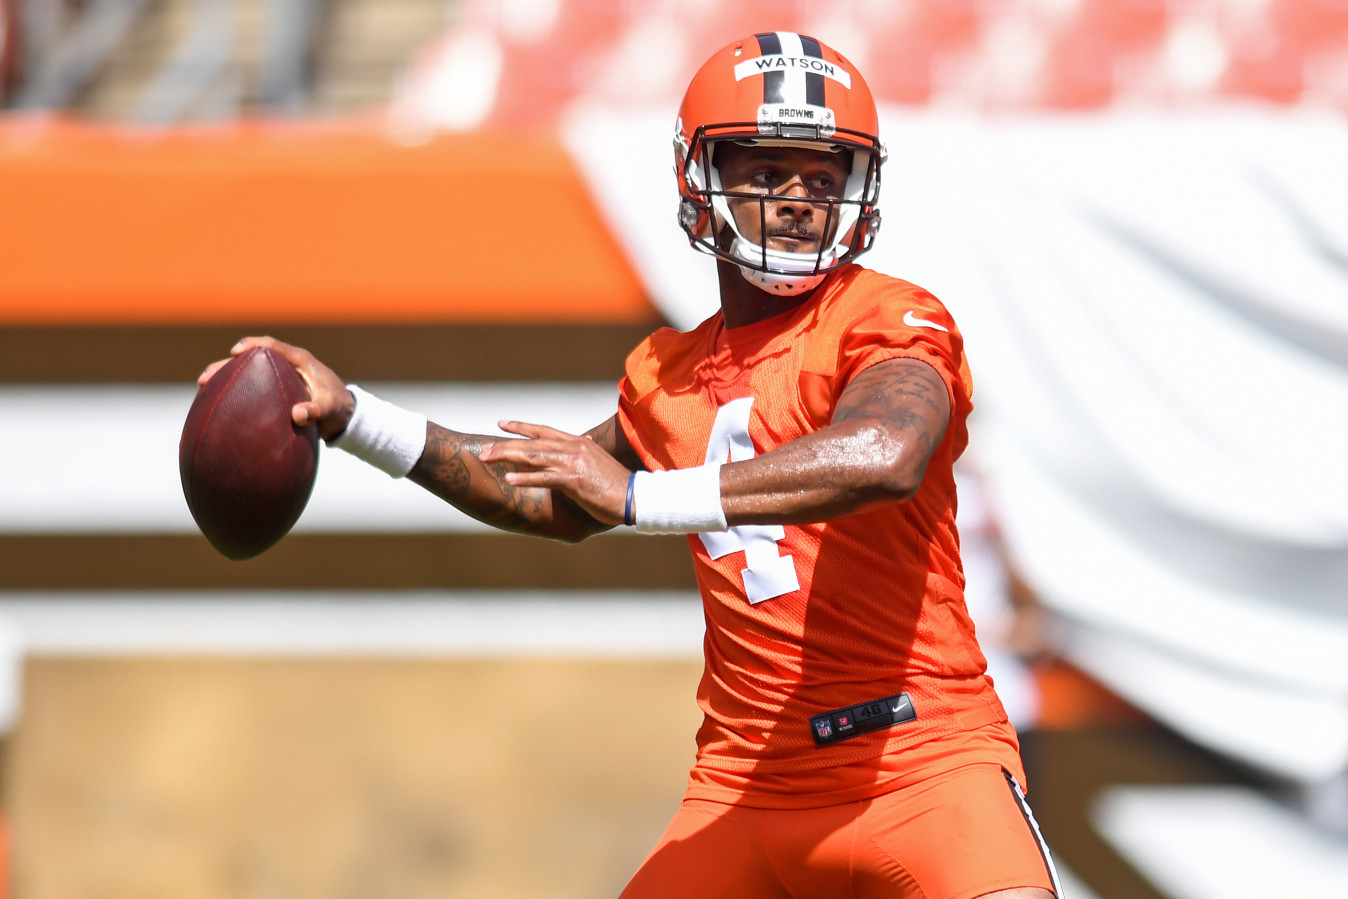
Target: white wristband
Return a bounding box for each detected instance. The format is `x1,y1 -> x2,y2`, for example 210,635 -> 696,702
329,385 -> 428,478
632,464 -> 728,534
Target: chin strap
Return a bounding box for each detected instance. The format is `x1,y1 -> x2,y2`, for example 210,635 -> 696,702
728,235 -> 834,295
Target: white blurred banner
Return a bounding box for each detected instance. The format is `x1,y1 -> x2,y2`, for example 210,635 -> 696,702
563,104 -> 1348,787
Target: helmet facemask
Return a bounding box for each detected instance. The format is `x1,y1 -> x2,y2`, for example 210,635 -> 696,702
677,126 -> 884,296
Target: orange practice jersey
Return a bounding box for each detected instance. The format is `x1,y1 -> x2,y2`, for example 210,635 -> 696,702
617,265 -> 1024,809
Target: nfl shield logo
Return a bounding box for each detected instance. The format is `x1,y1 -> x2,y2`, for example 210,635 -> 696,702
814,718 -> 833,739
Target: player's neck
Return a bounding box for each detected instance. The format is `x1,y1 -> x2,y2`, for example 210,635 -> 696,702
716,261 -> 818,329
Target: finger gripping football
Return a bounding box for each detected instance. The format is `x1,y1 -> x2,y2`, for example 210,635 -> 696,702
180,347 -> 319,560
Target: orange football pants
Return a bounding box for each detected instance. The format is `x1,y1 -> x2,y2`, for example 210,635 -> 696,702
620,763 -> 1060,899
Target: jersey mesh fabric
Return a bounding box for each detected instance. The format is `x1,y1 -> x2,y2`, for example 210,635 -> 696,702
617,265 -> 1024,809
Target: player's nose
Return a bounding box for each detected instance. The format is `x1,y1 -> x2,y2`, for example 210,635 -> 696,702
772,178 -> 814,216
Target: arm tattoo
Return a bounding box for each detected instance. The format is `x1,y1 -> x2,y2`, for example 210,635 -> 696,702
586,413 -> 644,470
411,427 -> 549,531
587,416 -> 617,452
835,359 -> 949,457
442,449 -> 471,495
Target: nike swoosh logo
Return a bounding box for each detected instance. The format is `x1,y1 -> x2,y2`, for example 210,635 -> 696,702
903,310 -> 948,332
890,696 -> 910,714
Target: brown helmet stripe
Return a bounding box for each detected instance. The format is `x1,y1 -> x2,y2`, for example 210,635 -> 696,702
754,32 -> 785,103
799,34 -> 827,107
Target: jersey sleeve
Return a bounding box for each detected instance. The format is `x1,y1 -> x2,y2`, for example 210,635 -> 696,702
827,283 -> 974,425
617,338 -> 659,471
803,276 -> 975,463
793,273 -> 974,446
615,324 -> 697,473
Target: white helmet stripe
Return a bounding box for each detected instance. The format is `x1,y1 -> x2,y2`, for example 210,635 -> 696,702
775,32 -> 808,106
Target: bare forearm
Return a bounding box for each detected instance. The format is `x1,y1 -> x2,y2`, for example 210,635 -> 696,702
408,423 -> 609,542
718,418 -> 932,525
716,356 -> 950,526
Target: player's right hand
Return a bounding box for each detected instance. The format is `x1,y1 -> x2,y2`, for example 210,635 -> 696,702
480,420 -> 632,526
198,336 -> 355,441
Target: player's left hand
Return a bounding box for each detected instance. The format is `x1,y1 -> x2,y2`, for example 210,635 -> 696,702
480,421 -> 631,526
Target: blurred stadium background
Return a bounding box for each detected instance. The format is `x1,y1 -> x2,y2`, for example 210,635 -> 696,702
1,1 -> 1346,897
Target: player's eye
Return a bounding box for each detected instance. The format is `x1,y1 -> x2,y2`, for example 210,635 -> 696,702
808,170 -> 845,194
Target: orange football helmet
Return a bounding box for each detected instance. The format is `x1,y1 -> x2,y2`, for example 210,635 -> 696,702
675,32 -> 886,295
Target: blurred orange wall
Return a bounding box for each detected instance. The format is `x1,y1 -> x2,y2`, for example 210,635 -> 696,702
0,120 -> 652,325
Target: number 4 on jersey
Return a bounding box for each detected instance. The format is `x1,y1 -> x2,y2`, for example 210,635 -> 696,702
698,398 -> 801,604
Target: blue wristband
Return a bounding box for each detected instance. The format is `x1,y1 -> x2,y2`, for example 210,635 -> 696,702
624,471 -> 636,526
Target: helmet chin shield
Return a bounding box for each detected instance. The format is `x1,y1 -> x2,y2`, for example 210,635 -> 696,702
732,239 -> 832,295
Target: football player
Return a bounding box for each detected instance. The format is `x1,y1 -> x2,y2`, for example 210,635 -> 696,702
205,31 -> 1061,899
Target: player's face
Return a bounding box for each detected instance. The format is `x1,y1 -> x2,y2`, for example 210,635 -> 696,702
713,142 -> 851,256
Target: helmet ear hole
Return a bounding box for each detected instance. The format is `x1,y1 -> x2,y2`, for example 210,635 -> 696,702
677,198 -> 716,242
679,200 -> 699,229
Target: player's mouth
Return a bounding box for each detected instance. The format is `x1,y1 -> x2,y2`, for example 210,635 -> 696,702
766,226 -> 821,248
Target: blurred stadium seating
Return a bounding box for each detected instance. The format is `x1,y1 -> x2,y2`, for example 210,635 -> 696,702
1,2 -> 1346,898
2,0 -> 1347,125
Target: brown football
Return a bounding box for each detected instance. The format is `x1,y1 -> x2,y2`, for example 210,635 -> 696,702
179,346 -> 319,560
